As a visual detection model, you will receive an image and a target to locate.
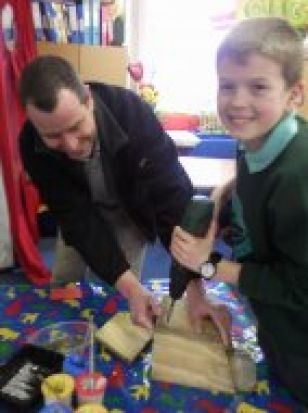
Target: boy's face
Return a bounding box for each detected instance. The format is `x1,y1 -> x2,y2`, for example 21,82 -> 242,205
26,88 -> 97,161
217,53 -> 302,150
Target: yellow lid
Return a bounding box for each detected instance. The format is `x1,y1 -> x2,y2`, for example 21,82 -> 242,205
75,405 -> 108,413
41,373 -> 75,399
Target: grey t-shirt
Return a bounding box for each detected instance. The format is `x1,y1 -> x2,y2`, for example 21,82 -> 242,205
83,140 -> 146,276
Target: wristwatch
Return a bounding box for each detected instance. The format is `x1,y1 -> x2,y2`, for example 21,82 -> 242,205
199,252 -> 222,280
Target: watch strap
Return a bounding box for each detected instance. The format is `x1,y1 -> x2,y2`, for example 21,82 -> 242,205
199,251 -> 222,279
208,251 -> 222,266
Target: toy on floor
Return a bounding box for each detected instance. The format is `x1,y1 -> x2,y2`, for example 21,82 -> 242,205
75,316 -> 107,407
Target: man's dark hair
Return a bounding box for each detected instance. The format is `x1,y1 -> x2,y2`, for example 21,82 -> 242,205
19,55 -> 87,111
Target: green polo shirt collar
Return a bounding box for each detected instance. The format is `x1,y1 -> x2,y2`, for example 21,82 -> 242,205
244,112 -> 298,173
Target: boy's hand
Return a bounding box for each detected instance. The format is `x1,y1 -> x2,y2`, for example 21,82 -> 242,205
171,220 -> 217,272
186,279 -> 231,347
116,270 -> 161,330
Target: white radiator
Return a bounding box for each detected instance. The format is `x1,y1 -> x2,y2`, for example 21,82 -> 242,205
0,161 -> 13,269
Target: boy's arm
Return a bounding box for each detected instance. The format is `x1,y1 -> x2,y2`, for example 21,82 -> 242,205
210,178 -> 235,220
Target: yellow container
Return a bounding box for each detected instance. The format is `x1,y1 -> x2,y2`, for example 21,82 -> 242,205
41,373 -> 75,407
75,404 -> 108,413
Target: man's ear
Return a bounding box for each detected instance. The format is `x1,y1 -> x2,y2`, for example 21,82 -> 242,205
288,80 -> 304,110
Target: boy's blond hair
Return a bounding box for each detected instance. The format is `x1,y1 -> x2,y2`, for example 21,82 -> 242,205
217,17 -> 304,87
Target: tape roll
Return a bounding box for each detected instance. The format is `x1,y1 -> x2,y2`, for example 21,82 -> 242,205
75,372 -> 106,406
41,373 -> 75,407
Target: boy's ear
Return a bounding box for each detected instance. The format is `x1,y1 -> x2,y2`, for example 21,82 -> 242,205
83,84 -> 94,110
288,81 -> 304,110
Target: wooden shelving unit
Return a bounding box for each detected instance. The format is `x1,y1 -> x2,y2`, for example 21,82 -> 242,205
36,41 -> 128,87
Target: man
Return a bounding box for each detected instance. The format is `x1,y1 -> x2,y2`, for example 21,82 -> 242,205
18,55 -> 193,330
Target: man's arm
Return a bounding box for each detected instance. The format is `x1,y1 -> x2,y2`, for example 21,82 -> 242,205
19,123 -> 130,285
95,85 -> 193,248
20,127 -> 161,329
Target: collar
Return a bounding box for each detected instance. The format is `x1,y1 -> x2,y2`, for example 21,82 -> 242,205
33,128 -> 63,159
243,112 -> 298,173
92,91 -> 128,156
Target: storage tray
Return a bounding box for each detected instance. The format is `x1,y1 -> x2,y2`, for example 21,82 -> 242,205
0,344 -> 63,410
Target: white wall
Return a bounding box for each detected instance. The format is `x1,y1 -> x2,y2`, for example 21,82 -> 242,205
129,0 -> 236,113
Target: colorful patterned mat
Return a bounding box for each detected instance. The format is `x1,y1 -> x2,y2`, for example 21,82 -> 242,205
0,280 -> 305,412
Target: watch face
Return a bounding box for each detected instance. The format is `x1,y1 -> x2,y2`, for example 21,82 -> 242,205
201,262 -> 215,279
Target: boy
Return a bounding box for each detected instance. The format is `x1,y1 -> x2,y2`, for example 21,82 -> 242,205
171,17 -> 308,407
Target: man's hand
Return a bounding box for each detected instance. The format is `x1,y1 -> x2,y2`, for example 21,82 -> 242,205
116,270 -> 161,330
186,278 -> 231,347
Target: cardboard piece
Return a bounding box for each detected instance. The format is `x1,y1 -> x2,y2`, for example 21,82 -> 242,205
95,312 -> 153,362
36,41 -> 128,87
36,41 -> 79,72
79,45 -> 128,86
151,297 -> 235,394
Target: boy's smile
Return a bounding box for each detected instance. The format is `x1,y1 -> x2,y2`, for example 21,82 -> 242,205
217,53 -> 302,150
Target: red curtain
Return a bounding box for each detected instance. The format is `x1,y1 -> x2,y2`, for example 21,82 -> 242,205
0,0 -> 51,284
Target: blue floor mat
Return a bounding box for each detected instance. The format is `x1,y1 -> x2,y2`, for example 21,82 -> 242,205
141,237 -> 232,282
141,240 -> 171,281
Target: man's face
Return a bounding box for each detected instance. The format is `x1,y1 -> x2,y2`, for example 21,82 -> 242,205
217,53 -> 302,150
26,88 -> 97,161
